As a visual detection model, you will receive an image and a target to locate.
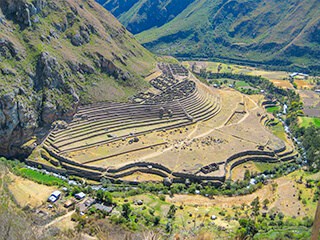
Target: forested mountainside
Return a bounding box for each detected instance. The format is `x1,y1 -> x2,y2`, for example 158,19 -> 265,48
96,0 -> 195,34
99,0 -> 320,72
0,0 -> 155,157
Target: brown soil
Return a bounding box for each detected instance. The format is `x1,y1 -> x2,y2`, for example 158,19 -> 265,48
270,80 -> 294,89
295,80 -> 313,89
121,172 -> 164,182
8,173 -> 56,208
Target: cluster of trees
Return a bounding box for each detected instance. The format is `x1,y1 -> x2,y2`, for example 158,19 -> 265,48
235,196 -> 314,239
206,72 -> 287,96
96,189 -> 113,205
283,90 -> 320,172
296,126 -> 320,171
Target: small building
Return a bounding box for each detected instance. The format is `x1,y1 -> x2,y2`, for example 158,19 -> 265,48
94,204 -> 113,214
84,198 -> 96,207
211,215 -> 217,220
75,192 -> 86,200
64,199 -> 75,208
48,190 -> 61,203
289,72 -> 298,78
134,199 -> 143,205
289,72 -> 309,80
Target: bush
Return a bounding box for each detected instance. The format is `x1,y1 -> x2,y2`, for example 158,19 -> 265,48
159,194 -> 166,201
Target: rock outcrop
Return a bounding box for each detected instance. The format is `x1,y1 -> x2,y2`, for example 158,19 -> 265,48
0,0 -> 155,157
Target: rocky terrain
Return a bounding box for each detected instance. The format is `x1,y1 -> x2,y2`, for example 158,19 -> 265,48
99,0 -> 320,72
0,0 -> 156,157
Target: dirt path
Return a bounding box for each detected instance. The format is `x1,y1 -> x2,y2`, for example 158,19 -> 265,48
245,95 -> 259,110
43,210 -> 75,229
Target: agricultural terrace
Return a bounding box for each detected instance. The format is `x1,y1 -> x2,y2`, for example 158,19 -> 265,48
28,63 -> 297,185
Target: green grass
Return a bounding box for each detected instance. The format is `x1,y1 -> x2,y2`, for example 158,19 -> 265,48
235,81 -> 250,87
18,168 -> 66,186
266,106 -> 281,113
135,0 -> 320,71
299,116 -> 320,128
269,122 -> 287,141
254,162 -> 281,172
253,226 -> 311,240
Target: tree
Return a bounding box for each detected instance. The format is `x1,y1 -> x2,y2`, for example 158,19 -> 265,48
122,203 -> 131,219
250,197 -> 260,216
154,216 -> 161,226
96,190 -> 113,205
244,169 -> 251,181
238,218 -> 258,238
167,205 -> 177,219
263,199 -> 270,209
165,222 -> 172,233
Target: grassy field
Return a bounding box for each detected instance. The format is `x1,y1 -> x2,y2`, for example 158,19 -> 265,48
266,106 -> 281,113
269,121 -> 287,142
254,226 -> 311,239
298,117 -> 320,128
18,168 -> 66,186
254,162 -> 282,172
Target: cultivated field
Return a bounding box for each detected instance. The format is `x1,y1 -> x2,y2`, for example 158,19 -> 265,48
270,80 -> 294,89
294,80 -> 314,89
299,90 -> 320,118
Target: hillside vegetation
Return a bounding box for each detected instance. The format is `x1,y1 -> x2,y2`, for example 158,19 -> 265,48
0,0 -> 156,157
97,0 -> 194,34
99,0 -> 320,72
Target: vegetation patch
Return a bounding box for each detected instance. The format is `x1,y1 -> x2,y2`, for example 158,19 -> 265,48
266,106 -> 281,113
298,116 -> 320,128
268,121 -> 287,142
17,168 -> 66,186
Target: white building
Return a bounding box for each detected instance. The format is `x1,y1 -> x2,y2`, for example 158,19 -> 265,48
48,190 -> 61,203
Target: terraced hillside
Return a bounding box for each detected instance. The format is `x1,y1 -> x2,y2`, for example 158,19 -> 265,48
28,64 -> 298,184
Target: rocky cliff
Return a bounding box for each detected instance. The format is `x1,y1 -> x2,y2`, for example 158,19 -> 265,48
0,0 -> 155,157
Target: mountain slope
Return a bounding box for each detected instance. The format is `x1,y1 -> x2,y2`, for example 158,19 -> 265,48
97,0 -> 195,34
98,0 -> 320,71
137,0 -> 320,70
139,0 -> 320,70
0,0 -> 156,157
